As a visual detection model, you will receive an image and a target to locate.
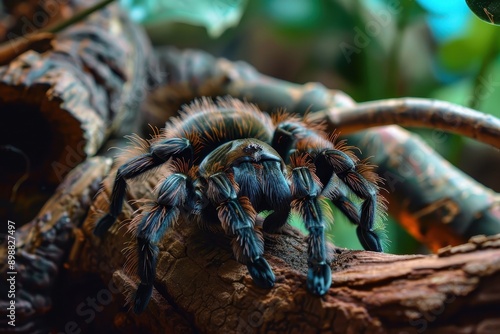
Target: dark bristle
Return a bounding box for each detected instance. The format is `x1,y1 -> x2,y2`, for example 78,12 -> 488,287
93,214 -> 115,237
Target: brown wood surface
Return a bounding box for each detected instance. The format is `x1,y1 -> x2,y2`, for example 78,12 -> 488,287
0,1 -> 154,223
68,164 -> 500,333
0,157 -> 112,333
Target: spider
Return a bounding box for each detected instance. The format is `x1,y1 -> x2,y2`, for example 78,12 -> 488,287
94,97 -> 386,314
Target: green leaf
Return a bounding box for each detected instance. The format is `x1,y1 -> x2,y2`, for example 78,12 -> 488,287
466,0 -> 500,25
120,0 -> 247,37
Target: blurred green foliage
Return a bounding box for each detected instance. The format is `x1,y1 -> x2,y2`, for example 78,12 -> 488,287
120,0 -> 500,255
120,0 -> 247,37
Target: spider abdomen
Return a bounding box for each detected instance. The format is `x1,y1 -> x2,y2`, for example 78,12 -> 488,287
166,99 -> 275,160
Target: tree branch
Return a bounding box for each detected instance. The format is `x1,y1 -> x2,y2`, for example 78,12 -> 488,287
0,0 -> 155,223
0,157 -> 111,333
68,164 -> 500,333
308,98 -> 500,149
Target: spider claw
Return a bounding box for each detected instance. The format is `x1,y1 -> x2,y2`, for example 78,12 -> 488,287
134,283 -> 153,314
307,263 -> 332,296
93,214 -> 115,237
356,226 -> 383,252
247,257 -> 275,289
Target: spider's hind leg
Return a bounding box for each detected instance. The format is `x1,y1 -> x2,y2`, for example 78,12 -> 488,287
133,171 -> 197,314
290,155 -> 332,296
208,172 -> 275,289
94,138 -> 192,236
317,149 -> 384,252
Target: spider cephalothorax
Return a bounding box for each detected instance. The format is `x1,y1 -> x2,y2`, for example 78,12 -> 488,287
94,97 -> 386,313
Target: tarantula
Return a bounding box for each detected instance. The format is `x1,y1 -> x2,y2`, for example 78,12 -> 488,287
94,97 -> 386,314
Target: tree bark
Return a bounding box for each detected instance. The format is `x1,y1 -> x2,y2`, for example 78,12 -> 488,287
0,157 -> 111,333
67,163 -> 500,333
0,0 -> 155,224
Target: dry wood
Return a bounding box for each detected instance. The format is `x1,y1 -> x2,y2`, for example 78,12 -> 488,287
147,47 -> 500,149
308,98 -> 500,150
69,165 -> 500,333
0,32 -> 54,66
0,1 -> 155,223
0,157 -> 112,333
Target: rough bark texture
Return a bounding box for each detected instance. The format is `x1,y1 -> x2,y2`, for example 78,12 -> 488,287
0,157 -> 112,333
67,164 -> 500,333
1,44 -> 499,333
309,98 -> 500,150
0,0 -> 155,224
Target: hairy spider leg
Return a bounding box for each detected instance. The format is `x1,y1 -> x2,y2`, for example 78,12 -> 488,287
134,171 -> 197,314
289,156 -> 332,295
94,138 -> 193,236
319,173 -> 360,225
318,149 -> 383,252
207,172 -> 275,289
273,120 -> 383,252
271,121 -> 358,227
271,125 -> 297,164
271,121 -> 315,164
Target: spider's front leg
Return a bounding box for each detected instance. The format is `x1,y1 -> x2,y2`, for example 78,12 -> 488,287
133,171 -> 197,314
289,155 -> 332,295
206,172 -> 275,289
94,138 -> 193,236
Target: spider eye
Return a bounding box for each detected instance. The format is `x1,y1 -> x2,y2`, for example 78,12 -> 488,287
466,0 -> 500,25
243,143 -> 262,153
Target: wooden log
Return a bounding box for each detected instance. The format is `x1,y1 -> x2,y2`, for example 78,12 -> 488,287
0,157 -> 112,333
69,164 -> 500,333
0,0 -> 155,223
